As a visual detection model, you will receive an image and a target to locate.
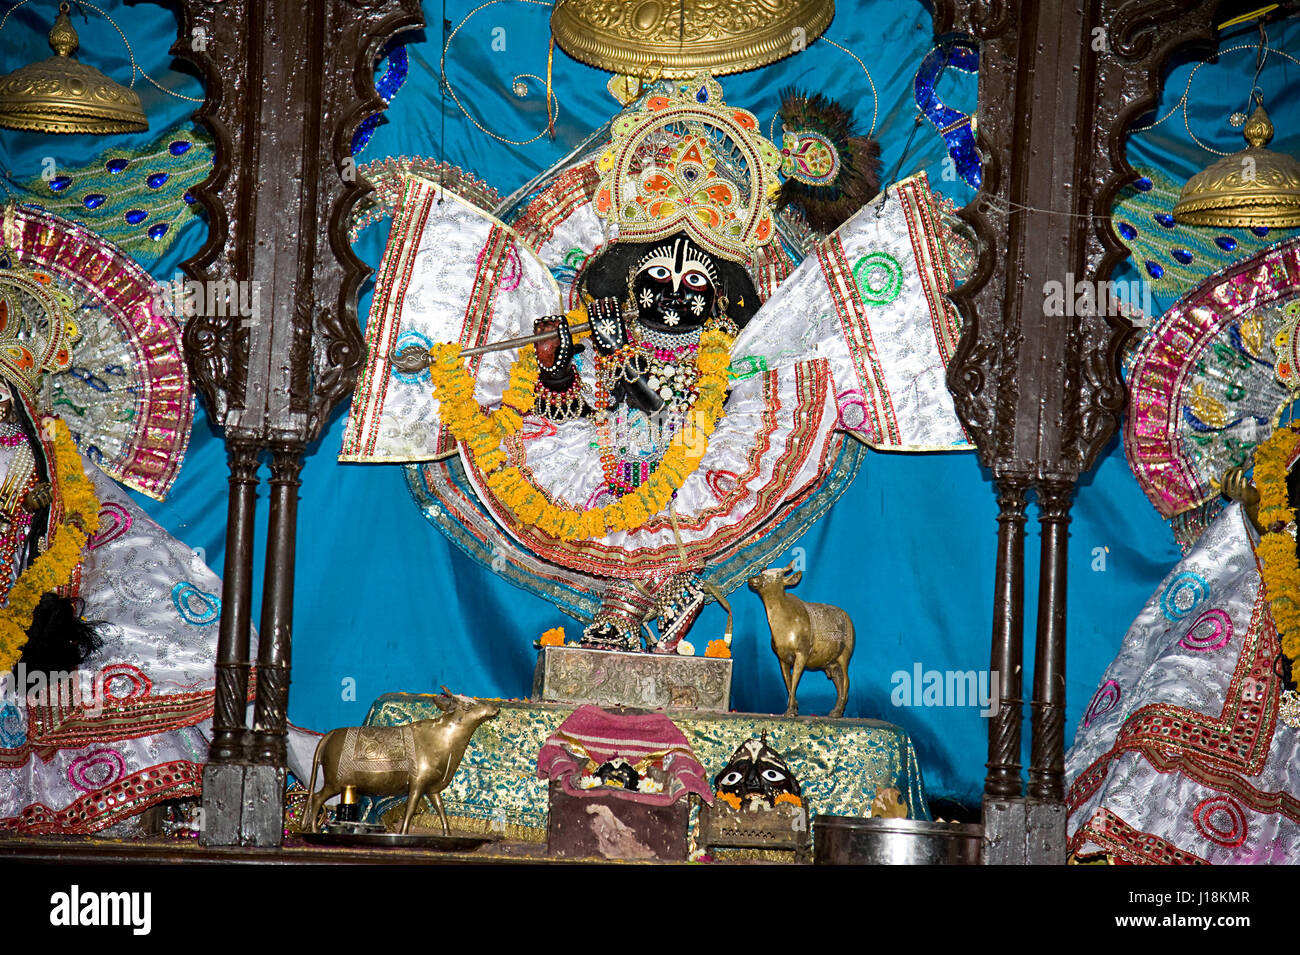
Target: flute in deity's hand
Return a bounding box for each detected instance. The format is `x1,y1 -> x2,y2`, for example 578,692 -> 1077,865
388,299 -> 635,373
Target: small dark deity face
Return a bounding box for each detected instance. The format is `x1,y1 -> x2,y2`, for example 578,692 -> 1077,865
631,235 -> 720,333
714,737 -> 801,809
595,759 -> 640,791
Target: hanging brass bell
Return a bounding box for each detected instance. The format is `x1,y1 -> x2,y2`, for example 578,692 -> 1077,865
0,2 -> 147,135
1173,103 -> 1300,228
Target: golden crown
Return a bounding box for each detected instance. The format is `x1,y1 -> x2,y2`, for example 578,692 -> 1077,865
594,75 -> 783,264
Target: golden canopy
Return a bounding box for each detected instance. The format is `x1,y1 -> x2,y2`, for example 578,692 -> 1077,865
550,0 -> 834,79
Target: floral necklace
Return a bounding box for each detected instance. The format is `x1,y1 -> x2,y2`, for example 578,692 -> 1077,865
1248,424 -> 1300,728
428,321 -> 734,542
0,417 -> 101,674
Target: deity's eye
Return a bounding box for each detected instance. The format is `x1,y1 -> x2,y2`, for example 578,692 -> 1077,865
761,768 -> 787,783
682,271 -> 710,290
645,266 -> 672,281
719,770 -> 743,786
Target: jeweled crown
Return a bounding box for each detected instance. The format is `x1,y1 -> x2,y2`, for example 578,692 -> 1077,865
594,75 -> 783,264
0,260 -> 78,404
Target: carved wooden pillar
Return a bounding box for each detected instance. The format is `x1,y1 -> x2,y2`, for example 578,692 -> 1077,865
981,474 -> 1028,862
1029,479 -> 1073,804
208,440 -> 261,764
1026,478 -> 1073,861
174,0 -> 424,846
251,444 -> 304,766
930,0 -> 1220,863
985,475 -> 1027,800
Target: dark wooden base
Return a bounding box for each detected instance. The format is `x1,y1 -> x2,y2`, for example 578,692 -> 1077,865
981,795 -> 1026,865
981,796 -> 1066,864
546,784 -> 689,861
199,763 -> 286,847
1025,799 -> 1067,865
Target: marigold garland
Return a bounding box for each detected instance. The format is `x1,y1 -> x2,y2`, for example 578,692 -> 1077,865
429,326 -> 734,541
1251,425 -> 1300,665
715,791 -> 742,810
0,417 -> 102,674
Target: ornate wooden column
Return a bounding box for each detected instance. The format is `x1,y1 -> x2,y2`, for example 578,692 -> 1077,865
208,439 -> 260,764
173,0 -> 423,846
984,478 -> 1026,797
931,0 -> 1219,863
251,444 -> 305,767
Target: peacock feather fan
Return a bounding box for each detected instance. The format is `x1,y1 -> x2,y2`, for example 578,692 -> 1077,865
774,88 -> 881,234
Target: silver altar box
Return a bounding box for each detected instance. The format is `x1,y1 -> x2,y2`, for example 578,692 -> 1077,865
532,646 -> 732,711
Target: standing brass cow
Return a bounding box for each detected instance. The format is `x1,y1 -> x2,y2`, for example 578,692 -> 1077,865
748,564 -> 855,718
305,689 -> 499,835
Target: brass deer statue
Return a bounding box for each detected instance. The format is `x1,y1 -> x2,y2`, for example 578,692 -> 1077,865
305,688 -> 499,835
749,564 -> 855,718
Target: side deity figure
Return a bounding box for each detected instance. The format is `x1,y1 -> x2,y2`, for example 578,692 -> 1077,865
0,204 -> 321,835
1068,235 -> 1300,863
343,77 -> 973,653
0,267 -> 103,675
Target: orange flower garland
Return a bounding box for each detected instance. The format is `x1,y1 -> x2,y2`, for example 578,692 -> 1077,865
715,791 -> 742,810
428,326 -> 734,541
1252,425 -> 1300,664
0,417 -> 101,674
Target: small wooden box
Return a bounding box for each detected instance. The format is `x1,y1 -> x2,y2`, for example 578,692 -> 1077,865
546,783 -> 689,861
698,802 -> 811,863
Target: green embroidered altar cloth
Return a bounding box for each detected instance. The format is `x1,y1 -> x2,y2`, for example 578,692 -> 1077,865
359,695 -> 930,837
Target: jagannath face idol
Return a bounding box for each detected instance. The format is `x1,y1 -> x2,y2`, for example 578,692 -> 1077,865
714,737 -> 801,810
631,234 -> 720,333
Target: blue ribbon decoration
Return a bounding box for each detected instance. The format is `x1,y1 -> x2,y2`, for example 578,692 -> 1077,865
352,42 -> 411,156
913,37 -> 982,189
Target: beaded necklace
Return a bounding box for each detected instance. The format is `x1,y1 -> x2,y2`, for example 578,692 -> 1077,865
595,323 -> 705,497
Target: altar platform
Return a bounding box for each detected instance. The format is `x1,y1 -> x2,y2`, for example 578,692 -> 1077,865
358,695 -> 930,840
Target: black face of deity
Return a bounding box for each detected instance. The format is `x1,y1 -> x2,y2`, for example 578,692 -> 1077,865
595,759 -> 640,790
713,737 -> 801,809
631,235 -> 720,333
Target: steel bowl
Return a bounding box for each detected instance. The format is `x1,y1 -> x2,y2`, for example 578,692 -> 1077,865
814,815 -> 983,865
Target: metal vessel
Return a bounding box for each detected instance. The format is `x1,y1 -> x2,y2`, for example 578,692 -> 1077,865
814,815 -> 983,865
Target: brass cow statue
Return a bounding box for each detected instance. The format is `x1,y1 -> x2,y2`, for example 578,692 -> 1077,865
749,564 -> 855,718
305,689 -> 499,835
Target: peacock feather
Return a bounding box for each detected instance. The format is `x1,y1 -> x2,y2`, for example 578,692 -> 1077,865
6,122 -> 213,268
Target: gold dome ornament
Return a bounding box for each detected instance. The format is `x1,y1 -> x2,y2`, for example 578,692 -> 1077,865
1172,103 -> 1300,228
551,0 -> 834,80
0,2 -> 147,134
